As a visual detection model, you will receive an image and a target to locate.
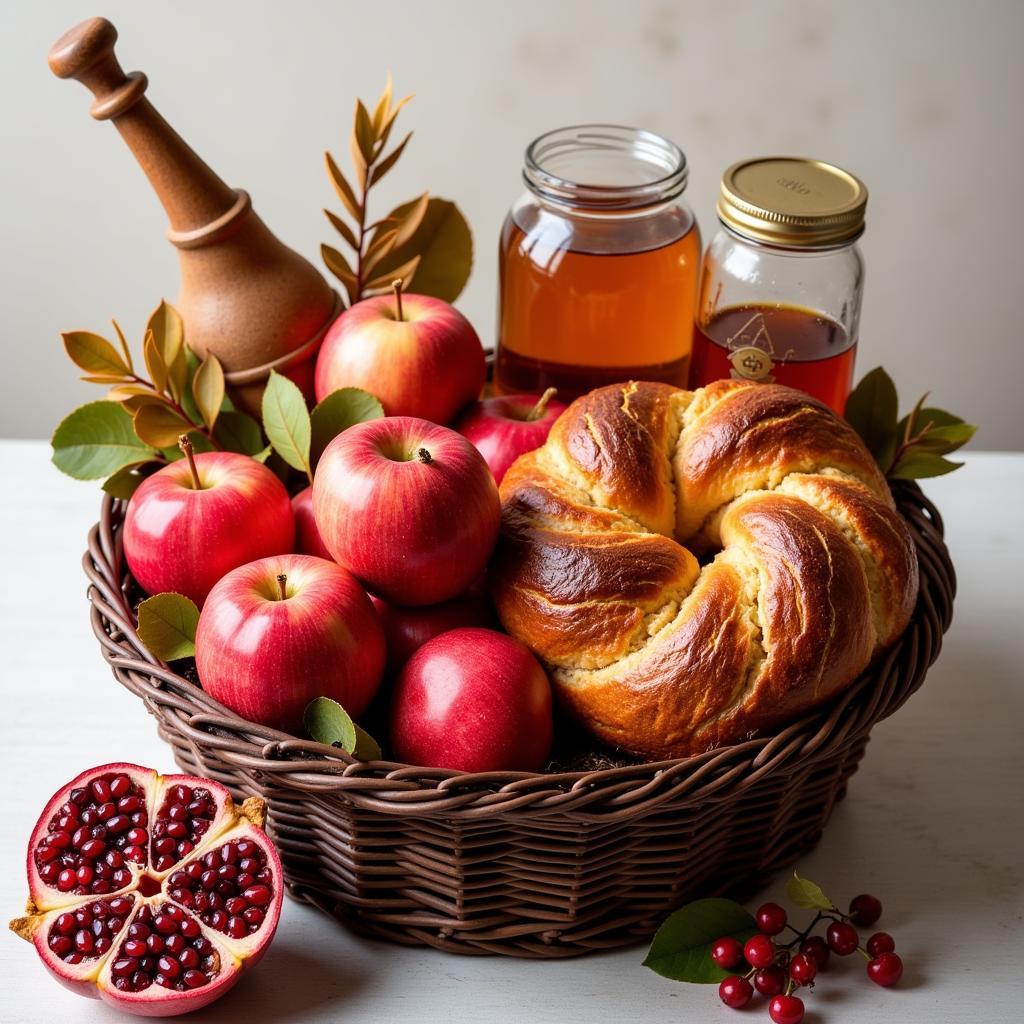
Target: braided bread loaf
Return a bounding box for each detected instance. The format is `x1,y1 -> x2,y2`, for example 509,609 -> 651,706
489,380 -> 918,760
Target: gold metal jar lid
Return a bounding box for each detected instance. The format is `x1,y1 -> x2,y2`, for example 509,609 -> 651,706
718,156 -> 867,247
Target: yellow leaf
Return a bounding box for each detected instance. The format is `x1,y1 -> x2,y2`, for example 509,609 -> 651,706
107,384 -> 154,402
111,320 -> 134,373
392,192 -> 429,248
353,99 -> 375,162
118,393 -> 169,414
321,244 -> 357,292
133,403 -> 190,448
192,353 -> 225,429
147,300 -> 185,370
142,330 -> 168,394
324,209 -> 358,250
369,132 -> 412,187
371,72 -> 393,133
63,331 -> 130,377
364,254 -> 421,292
325,152 -> 361,221
377,94 -> 413,150
80,374 -> 133,384
349,132 -> 368,191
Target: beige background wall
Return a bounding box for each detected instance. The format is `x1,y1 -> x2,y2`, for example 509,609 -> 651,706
2,0 -> 1022,446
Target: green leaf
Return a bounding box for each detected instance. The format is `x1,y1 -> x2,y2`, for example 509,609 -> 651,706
251,445 -> 273,464
915,421 -> 977,453
179,348 -> 204,425
304,696 -> 356,752
368,197 -> 473,303
52,402 -> 156,480
62,331 -> 130,377
889,451 -> 964,479
844,367 -> 899,469
191,353 -> 225,429
214,410 -> 266,455
132,403 -> 191,448
898,405 -> 963,436
643,899 -> 758,983
136,593 -> 199,661
102,464 -> 147,499
786,872 -> 836,912
310,387 -> 384,465
261,371 -> 311,478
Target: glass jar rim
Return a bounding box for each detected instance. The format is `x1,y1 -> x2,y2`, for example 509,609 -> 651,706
524,124 -> 688,211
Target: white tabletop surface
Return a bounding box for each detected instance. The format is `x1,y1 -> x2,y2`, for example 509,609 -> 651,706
0,441 -> 1021,1024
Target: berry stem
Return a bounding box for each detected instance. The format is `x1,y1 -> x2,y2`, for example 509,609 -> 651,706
527,387 -> 558,422
392,279 -> 404,321
276,574 -> 288,601
416,447 -> 432,465
178,435 -> 201,490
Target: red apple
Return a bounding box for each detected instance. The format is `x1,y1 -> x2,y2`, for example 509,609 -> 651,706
456,388 -> 567,483
124,446 -> 294,605
291,486 -> 333,560
195,553 -> 385,733
370,589 -> 497,674
390,627 -> 553,772
312,417 -> 500,605
314,283 -> 485,424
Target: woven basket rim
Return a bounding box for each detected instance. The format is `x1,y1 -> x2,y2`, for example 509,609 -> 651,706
84,481 -> 955,819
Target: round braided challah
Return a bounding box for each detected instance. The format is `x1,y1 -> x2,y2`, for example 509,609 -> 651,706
489,380 -> 919,760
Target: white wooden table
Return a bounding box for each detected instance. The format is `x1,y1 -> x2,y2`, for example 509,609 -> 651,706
1,441 -> 1020,1023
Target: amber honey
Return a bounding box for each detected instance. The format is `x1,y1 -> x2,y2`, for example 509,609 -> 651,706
690,303 -> 856,414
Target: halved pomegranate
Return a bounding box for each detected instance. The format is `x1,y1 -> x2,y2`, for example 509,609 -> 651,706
10,763 -> 282,1016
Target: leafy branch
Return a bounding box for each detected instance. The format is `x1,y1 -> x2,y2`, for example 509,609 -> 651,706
322,74 -> 473,306
844,366 -> 977,479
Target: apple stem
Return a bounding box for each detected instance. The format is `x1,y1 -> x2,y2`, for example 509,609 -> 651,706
416,447 -> 433,465
276,574 -> 288,600
527,387 -> 558,422
392,279 -> 404,322
178,434 -> 201,489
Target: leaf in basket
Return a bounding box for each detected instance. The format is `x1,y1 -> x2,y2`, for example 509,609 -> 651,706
52,401 -> 157,480
147,300 -> 185,371
137,592 -> 200,662
366,197 -> 472,302
844,367 -> 899,470
142,330 -> 169,396
310,387 -> 385,466
102,464 -> 147,499
303,697 -> 380,759
889,450 -> 964,479
643,899 -> 758,983
191,353 -> 225,429
133,403 -> 192,449
261,370 -> 312,479
62,331 -> 131,378
785,872 -> 836,912
213,410 -> 266,456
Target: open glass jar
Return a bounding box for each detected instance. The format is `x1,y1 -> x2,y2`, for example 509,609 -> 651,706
494,125 -> 700,400
689,156 -> 868,413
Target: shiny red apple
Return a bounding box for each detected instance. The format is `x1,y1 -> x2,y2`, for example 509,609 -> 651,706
312,417 -> 500,605
390,627 -> 554,772
195,553 -> 385,733
456,388 -> 567,483
124,446 -> 294,605
370,588 -> 497,674
314,283 -> 485,424
291,486 -> 333,560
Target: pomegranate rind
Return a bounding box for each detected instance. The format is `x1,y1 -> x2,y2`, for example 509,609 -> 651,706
27,763 -> 156,912
162,820 -> 283,960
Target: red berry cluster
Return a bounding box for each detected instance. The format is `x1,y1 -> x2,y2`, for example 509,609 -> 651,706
714,894 -> 903,1023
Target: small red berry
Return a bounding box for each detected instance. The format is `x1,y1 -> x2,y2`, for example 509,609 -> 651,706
801,935 -> 830,969
849,893 -> 883,927
719,975 -> 754,1009
711,936 -> 744,969
755,902 -> 788,936
744,933 -> 776,968
826,919 -> 859,956
789,953 -> 817,986
754,964 -> 786,995
769,993 -> 805,1024
867,951 -> 903,987
866,931 -> 896,957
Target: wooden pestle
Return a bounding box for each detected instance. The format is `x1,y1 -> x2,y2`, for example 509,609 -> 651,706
49,17 -> 339,416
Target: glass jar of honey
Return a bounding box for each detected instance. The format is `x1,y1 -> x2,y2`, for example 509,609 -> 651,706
495,125 -> 700,400
689,156 -> 868,413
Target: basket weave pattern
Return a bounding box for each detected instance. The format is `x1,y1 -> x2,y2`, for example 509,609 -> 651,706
83,483 -> 954,957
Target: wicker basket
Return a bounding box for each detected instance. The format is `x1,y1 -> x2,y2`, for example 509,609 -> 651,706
83,482 -> 954,958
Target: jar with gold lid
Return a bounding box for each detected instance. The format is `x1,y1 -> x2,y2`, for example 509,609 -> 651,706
495,125 -> 701,400
689,156 -> 868,413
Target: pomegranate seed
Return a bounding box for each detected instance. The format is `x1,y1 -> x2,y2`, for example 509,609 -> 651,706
111,957 -> 137,977
57,869 -> 77,891
74,930 -> 94,954
118,795 -> 142,813
243,885 -> 272,907
154,838 -> 176,855
147,934 -> 165,954
227,916 -> 247,939
70,788 -> 90,806
154,855 -> 174,872
80,839 -> 106,859
106,815 -> 131,834
125,828 -> 147,847
109,775 -> 132,799
225,897 -> 248,916
201,870 -> 218,890
123,939 -> 147,958
154,915 -> 178,936
76,907 -> 93,926
168,803 -> 188,822
108,897 -> 133,916
166,822 -> 188,840
218,865 -> 238,881
131,811 -> 148,826
124,846 -> 146,864
96,802 -> 116,820
180,918 -> 201,939
72,826 -> 90,848
236,840 -> 256,858
157,955 -> 181,979
49,936 -> 74,957
221,844 -> 239,865
179,948 -> 200,969
186,862 -> 203,880
208,910 -> 227,930
178,840 -> 195,857
55,913 -> 76,935
165,934 -> 186,955
106,850 -> 124,868
91,779 -> 111,803
184,970 -> 208,988
95,936 -> 112,954
242,907 -> 264,926
80,808 -> 99,826
39,863 -> 60,883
